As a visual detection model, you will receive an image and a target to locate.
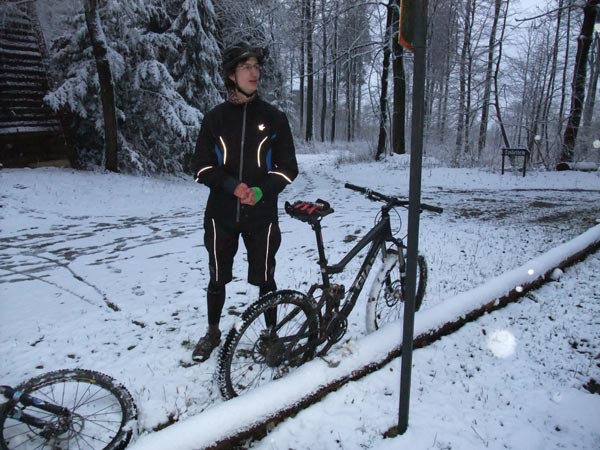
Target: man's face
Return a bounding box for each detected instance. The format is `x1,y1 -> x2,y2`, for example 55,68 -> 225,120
229,56 -> 261,94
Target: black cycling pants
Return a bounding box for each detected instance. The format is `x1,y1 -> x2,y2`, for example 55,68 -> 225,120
203,218 -> 281,287
204,218 -> 281,326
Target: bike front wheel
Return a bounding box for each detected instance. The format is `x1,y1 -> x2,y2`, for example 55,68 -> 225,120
0,369 -> 136,450
365,248 -> 428,332
217,290 -> 319,399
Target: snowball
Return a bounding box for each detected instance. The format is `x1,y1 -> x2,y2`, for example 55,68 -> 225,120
487,329 -> 516,358
549,268 -> 564,281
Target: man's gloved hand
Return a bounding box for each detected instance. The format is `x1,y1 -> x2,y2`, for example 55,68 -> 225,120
251,187 -> 263,203
234,183 -> 262,206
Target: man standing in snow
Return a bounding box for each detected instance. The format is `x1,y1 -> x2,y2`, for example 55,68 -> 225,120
191,42 -> 298,362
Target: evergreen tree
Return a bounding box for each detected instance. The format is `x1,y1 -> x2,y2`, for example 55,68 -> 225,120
172,0 -> 223,111
46,0 -> 218,174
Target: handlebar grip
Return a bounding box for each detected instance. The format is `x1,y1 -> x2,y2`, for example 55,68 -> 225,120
345,183 -> 388,202
344,182 -> 367,193
421,203 -> 444,214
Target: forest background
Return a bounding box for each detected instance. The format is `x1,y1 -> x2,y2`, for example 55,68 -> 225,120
6,0 -> 600,174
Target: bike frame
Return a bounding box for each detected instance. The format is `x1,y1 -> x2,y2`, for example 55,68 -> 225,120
306,201 -> 403,335
218,186 -> 442,398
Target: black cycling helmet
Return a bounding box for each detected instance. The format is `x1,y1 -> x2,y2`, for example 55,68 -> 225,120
221,41 -> 267,77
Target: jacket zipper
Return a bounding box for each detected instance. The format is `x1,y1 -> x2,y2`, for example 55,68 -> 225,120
236,103 -> 248,223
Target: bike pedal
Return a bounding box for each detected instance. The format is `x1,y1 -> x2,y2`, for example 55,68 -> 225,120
318,355 -> 341,368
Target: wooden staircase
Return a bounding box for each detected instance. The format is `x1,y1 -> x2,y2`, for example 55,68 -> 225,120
0,0 -> 71,167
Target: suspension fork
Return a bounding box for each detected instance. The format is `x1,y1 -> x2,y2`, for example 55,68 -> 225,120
1,386 -> 72,430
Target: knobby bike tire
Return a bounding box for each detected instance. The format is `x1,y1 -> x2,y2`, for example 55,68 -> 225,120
365,248 -> 428,332
0,369 -> 137,450
217,290 -> 319,399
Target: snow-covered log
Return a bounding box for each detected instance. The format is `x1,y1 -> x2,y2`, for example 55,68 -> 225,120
556,161 -> 600,171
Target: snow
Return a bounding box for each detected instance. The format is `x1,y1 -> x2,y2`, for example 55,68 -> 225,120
1,150 -> 600,449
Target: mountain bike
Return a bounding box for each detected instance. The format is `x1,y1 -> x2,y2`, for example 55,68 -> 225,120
0,369 -> 137,450
217,183 -> 442,399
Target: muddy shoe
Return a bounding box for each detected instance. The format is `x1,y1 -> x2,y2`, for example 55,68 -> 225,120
192,330 -> 221,362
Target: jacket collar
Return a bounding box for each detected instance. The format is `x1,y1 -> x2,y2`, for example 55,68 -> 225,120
227,89 -> 258,105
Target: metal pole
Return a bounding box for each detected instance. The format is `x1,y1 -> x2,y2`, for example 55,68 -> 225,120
398,0 -> 428,434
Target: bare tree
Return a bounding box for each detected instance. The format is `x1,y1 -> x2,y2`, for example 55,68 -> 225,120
300,1 -> 306,131
391,0 -> 406,155
455,0 -> 476,166
560,0 -> 599,163
580,30 -> 600,149
558,0 -> 574,137
375,0 -> 393,159
477,0 -> 502,159
320,0 -> 328,142
493,0 -> 510,148
305,0 -> 315,141
330,0 -> 339,142
426,0 -> 459,145
537,0 -> 565,165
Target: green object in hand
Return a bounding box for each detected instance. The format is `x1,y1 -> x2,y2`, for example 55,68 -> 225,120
252,187 -> 263,203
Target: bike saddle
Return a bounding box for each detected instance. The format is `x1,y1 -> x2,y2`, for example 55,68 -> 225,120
285,199 -> 334,223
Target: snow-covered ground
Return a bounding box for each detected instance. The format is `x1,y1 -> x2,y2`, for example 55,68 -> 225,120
1,150 -> 600,449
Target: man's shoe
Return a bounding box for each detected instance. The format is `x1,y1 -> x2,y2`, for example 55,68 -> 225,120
192,330 -> 221,362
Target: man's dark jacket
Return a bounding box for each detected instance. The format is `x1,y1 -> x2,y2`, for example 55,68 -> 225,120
192,97 -> 298,230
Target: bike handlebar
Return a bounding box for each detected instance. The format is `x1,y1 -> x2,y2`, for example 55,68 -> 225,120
344,182 -> 443,213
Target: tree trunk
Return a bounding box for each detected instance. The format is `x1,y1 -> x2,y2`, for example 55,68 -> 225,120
375,1 -> 393,160
392,0 -> 406,155
300,1 -> 305,132
351,57 -> 357,141
346,57 -> 351,141
493,0 -> 510,148
305,0 -> 314,142
320,0 -> 327,142
83,0 -> 118,172
558,0 -> 573,138
477,0 -> 501,159
330,3 -> 338,142
463,0 -> 476,162
537,0 -> 564,166
560,0 -> 599,163
455,0 -> 474,166
356,57 -> 363,139
582,34 -> 599,132
439,24 -> 452,143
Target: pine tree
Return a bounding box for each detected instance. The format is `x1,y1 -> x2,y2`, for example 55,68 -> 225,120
172,0 -> 222,111
45,0 -> 220,174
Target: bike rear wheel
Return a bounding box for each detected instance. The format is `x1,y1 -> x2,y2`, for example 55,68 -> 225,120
365,247 -> 428,332
0,369 -> 136,450
218,290 -> 319,399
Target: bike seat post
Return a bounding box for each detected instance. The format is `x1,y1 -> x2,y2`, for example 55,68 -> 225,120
311,220 -> 331,287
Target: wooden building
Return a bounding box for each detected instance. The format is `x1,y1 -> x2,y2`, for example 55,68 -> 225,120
0,0 -> 71,168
